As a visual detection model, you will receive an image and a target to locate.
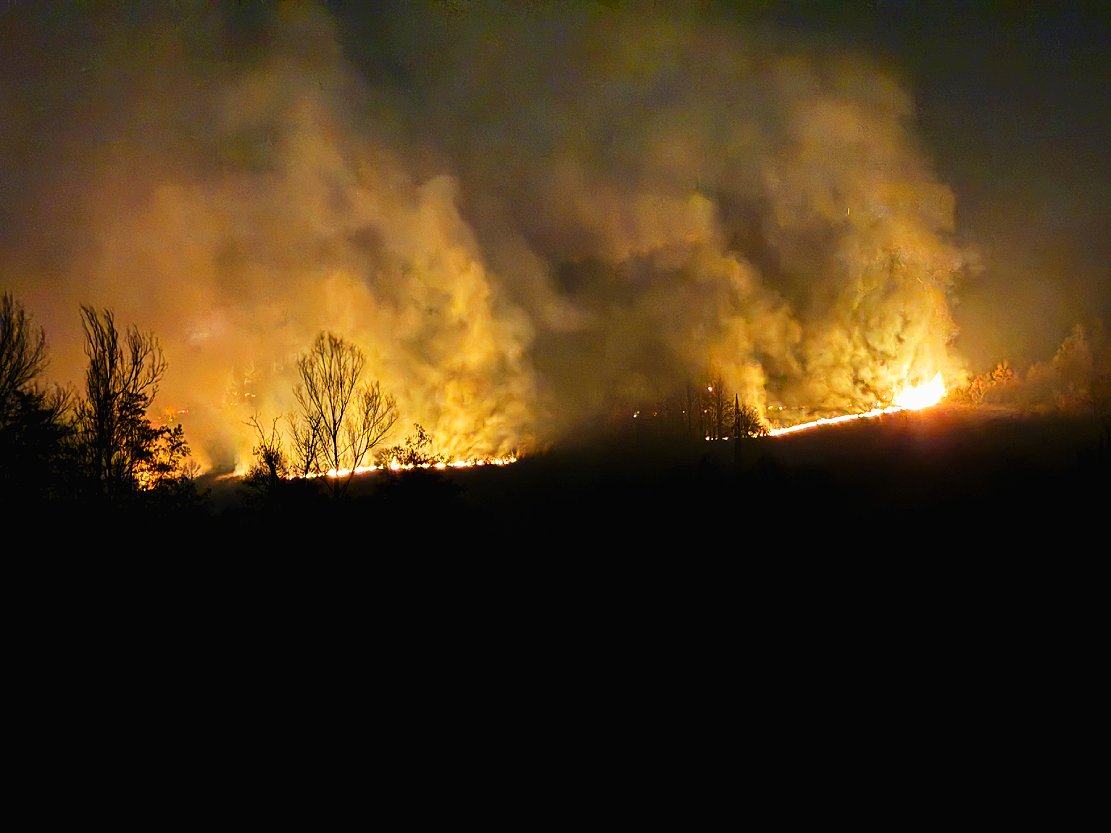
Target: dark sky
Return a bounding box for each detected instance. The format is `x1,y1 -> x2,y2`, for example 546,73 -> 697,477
0,1 -> 1108,463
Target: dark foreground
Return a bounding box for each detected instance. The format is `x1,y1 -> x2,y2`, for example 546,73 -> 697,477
195,403 -> 1107,548
17,404 -> 1106,566
17,402 -> 1109,624
9,405 -> 1103,802
181,404 -> 1107,639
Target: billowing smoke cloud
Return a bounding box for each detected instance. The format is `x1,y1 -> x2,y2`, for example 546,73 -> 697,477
0,1 -> 974,471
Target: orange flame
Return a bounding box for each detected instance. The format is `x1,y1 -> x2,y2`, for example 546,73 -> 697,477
893,372 -> 945,410
301,454 -> 519,479
769,373 -> 946,437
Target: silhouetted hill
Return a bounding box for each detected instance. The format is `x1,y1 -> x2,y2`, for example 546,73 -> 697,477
192,404 -> 1108,553
14,406 -> 1103,751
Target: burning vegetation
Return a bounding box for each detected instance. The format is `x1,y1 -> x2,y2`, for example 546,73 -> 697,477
1,3 -> 979,474
2,3 -> 1109,529
767,373 -> 946,436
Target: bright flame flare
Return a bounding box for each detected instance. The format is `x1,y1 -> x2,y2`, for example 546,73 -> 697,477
893,372 -> 946,411
768,373 -> 946,437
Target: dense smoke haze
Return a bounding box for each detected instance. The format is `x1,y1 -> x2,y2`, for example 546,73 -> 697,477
2,1 -> 1107,472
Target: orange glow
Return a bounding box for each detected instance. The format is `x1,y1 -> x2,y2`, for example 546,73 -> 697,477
768,374 -> 947,436
768,404 -> 903,436
299,454 -> 520,479
894,372 -> 945,410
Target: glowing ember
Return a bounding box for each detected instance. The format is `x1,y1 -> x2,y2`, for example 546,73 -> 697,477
768,373 -> 946,436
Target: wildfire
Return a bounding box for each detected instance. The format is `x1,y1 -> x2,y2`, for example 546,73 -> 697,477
893,372 -> 946,410
304,455 -> 519,479
768,373 -> 946,437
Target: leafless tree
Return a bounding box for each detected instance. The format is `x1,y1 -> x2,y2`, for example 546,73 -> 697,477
248,415 -> 288,476
76,306 -> 168,493
0,292 -> 49,425
292,332 -> 398,494
701,368 -> 728,439
733,395 -> 768,439
246,414 -> 289,489
0,293 -> 74,503
288,409 -> 323,478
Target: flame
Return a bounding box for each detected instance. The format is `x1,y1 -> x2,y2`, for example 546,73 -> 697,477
768,373 -> 946,436
893,372 -> 946,410
768,405 -> 903,436
299,455 -> 519,479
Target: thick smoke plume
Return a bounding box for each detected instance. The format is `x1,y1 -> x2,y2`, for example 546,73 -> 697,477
1,2 -> 974,471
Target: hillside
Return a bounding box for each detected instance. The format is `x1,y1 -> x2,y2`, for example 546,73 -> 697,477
197,404 -> 1108,552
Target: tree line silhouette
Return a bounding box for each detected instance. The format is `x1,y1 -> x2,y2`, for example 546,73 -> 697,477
0,294 -> 203,522
629,367 -> 768,445
0,292 -> 414,528
2,287 -> 777,540
18,286 -> 1101,542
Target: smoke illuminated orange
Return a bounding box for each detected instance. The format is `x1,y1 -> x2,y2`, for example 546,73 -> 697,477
769,373 -> 946,436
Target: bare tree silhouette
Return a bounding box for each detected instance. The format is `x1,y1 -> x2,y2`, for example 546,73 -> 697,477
0,292 -> 49,419
75,306 -> 195,500
0,293 -> 72,504
292,332 -> 399,495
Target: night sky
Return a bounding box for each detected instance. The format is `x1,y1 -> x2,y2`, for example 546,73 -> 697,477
1,1 -> 1108,467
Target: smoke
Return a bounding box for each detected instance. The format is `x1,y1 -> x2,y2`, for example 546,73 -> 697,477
0,1 -> 975,470
980,323 -> 1111,416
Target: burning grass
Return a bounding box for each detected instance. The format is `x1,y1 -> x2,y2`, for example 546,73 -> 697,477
768,373 -> 947,436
